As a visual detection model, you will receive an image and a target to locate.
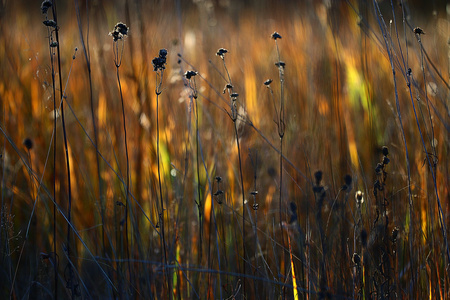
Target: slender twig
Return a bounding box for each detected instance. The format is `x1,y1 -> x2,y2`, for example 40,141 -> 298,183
110,22 -> 131,294
217,48 -> 247,295
152,49 -> 170,297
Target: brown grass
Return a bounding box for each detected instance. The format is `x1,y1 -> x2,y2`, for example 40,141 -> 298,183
0,0 -> 448,299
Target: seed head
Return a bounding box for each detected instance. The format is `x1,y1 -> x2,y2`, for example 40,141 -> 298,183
413,27 -> 425,35
23,138 -> 33,150
264,79 -> 273,86
114,22 -> 129,36
271,31 -> 282,40
213,190 -> 224,196
41,0 -> 52,14
375,163 -> 383,174
159,48 -> 168,58
382,146 -> 389,156
314,170 -> 323,185
184,70 -> 197,80
216,48 -> 228,58
43,20 -> 57,28
355,191 -> 364,206
109,31 -> 121,42
391,227 -> 399,242
230,92 -> 239,98
152,49 -> 168,71
352,253 -> 361,266
223,84 -> 233,94
109,22 -> 129,42
275,61 -> 286,68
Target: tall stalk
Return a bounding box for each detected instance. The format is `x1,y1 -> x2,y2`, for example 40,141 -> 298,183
74,0 -> 105,255
216,48 -> 247,295
47,1 -> 76,296
271,32 -> 287,290
151,49 -> 170,296
110,22 -> 131,293
41,1 -> 58,297
184,71 -> 203,268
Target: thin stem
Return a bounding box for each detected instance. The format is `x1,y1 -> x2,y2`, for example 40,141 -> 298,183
52,1 -> 74,296
155,71 -> 169,296
116,64 -> 132,289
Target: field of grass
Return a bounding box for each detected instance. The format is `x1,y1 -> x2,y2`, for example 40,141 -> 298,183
0,0 -> 449,298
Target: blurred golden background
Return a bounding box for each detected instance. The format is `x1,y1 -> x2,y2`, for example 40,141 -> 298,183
0,0 -> 449,298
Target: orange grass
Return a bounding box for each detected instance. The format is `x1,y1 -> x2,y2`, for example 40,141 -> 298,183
0,0 -> 449,298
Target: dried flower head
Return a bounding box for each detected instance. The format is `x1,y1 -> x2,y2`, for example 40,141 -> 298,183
213,190 -> 224,196
114,22 -> 129,35
391,227 -> 399,242
352,253 -> 361,266
355,191 -> 364,205
375,163 -> 383,174
382,146 -> 389,156
159,48 -> 168,58
23,138 -> 33,150
264,79 -> 273,86
109,22 -> 129,42
152,49 -> 168,71
216,48 -> 228,58
215,176 -> 222,182
43,20 -> 57,28
314,170 -> 323,185
184,70 -> 197,80
230,92 -> 239,98
109,31 -> 121,42
41,0 -> 52,14
413,27 -> 425,35
271,32 -> 282,40
223,83 -> 233,94
275,61 -> 286,68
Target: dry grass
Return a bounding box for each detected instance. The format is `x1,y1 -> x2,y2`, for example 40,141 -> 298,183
0,0 -> 449,299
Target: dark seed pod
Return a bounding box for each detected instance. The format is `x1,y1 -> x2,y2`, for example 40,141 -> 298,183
314,170 -> 323,185
264,79 -> 273,86
23,138 -> 33,150
271,32 -> 282,40
43,20 -> 57,28
413,27 -> 425,35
